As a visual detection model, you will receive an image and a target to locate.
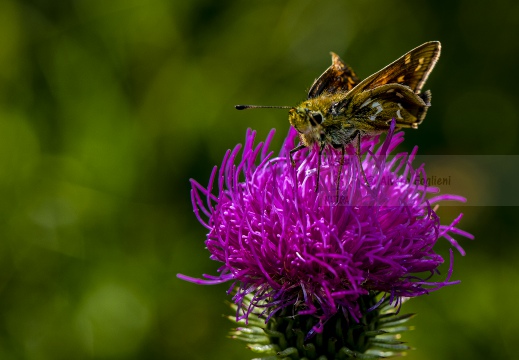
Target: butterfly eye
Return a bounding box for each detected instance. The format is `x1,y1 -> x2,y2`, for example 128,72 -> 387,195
313,113 -> 323,124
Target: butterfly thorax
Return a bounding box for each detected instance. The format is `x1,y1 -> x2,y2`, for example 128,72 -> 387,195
289,93 -> 359,149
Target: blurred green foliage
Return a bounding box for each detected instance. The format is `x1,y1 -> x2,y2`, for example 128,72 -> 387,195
0,0 -> 518,359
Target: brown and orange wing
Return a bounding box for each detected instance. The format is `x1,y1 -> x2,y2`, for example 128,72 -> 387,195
350,41 -> 441,95
307,52 -> 360,99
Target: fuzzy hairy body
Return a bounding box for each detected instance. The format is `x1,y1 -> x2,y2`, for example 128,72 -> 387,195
289,85 -> 431,150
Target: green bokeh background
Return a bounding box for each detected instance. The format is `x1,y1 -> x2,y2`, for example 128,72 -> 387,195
1,0 -> 518,359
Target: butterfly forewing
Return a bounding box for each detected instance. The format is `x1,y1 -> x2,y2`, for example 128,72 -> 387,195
307,52 -> 360,99
347,41 -> 440,96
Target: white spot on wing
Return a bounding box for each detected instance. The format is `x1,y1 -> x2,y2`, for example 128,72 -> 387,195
396,92 -> 404,98
369,101 -> 383,121
396,109 -> 403,119
360,98 -> 372,108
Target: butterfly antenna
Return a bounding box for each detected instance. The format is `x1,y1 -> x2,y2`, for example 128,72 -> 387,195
235,105 -> 293,110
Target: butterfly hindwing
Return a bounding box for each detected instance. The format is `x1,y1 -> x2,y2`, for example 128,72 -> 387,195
336,83 -> 430,132
307,52 -> 360,99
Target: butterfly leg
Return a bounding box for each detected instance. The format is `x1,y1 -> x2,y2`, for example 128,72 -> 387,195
355,132 -> 369,186
314,144 -> 326,193
289,143 -> 307,167
290,144 -> 307,196
336,145 -> 345,202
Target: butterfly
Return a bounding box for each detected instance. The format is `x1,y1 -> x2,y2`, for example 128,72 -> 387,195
236,41 -> 441,195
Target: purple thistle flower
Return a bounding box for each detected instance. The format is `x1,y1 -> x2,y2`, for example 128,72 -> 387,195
178,122 -> 473,338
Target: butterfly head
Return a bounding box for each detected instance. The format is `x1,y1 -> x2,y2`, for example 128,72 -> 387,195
288,102 -> 325,136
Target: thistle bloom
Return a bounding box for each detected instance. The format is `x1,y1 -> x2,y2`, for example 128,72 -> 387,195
178,123 -> 472,356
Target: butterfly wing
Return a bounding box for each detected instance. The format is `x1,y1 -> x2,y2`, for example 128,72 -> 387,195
347,41 -> 440,97
307,52 -> 360,99
335,83 -> 431,133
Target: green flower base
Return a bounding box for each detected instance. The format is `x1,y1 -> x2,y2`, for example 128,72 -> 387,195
229,293 -> 414,359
